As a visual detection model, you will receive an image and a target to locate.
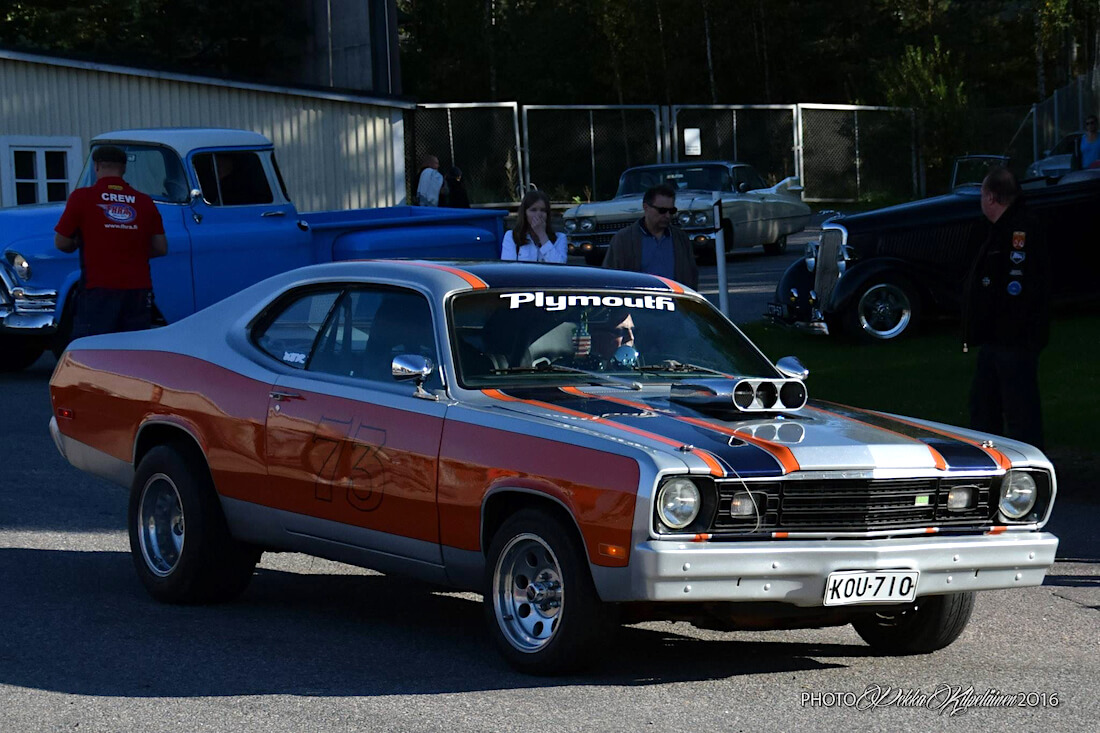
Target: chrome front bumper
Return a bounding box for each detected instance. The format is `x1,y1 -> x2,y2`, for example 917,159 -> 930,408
0,265 -> 58,332
593,532 -> 1058,604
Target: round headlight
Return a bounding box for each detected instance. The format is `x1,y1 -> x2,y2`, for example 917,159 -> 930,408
676,212 -> 692,226
5,251 -> 31,281
693,212 -> 708,226
657,478 -> 701,529
999,471 -> 1037,519
579,218 -> 595,232
564,219 -> 577,233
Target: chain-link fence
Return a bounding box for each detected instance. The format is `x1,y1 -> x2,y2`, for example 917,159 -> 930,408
411,103 -> 521,205
1034,68 -> 1100,154
798,105 -> 918,203
521,106 -> 662,203
670,106 -> 797,184
414,101 -> 917,205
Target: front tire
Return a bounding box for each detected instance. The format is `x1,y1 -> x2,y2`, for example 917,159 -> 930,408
843,277 -> 921,340
0,335 -> 45,372
852,592 -> 975,654
129,444 -> 259,604
484,508 -> 617,675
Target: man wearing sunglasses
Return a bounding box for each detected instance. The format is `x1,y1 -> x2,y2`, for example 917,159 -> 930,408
602,184 -> 699,289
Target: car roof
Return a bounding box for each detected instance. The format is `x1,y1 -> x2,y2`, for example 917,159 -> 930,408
622,161 -> 749,172
91,128 -> 273,157
262,260 -> 689,300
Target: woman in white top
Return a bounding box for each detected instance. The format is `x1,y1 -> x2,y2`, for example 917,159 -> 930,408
500,191 -> 568,263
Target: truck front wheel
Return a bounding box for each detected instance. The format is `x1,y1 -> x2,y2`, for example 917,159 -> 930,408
0,335 -> 44,372
852,592 -> 975,654
484,508 -> 617,675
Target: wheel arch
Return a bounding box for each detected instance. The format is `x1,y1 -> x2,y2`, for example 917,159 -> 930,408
481,486 -> 591,563
133,419 -> 211,479
828,258 -> 930,313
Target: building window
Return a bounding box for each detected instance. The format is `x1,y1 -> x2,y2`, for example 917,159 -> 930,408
0,136 -> 82,207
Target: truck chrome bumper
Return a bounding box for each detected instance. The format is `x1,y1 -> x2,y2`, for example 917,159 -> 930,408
0,267 -> 58,332
593,533 -> 1058,604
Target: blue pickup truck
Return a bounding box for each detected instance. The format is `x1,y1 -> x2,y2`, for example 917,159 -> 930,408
0,128 -> 505,371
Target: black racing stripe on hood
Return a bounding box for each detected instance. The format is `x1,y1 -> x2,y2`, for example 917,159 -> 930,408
501,387 -> 786,477
813,401 -> 997,471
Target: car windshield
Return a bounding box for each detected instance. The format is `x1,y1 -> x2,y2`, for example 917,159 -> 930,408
449,289 -> 778,388
616,165 -> 731,196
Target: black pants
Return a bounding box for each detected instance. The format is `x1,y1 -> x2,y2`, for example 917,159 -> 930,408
969,343 -> 1044,449
71,288 -> 153,340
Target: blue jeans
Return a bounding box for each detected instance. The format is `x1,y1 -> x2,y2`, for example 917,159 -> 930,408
71,288 -> 153,340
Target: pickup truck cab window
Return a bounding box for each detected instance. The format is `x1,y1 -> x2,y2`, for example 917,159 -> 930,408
80,143 -> 189,203
192,151 -> 274,206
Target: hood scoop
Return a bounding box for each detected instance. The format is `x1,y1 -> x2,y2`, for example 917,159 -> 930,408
669,378 -> 807,413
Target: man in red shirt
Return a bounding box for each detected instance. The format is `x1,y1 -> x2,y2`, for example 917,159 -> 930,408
54,146 -> 168,339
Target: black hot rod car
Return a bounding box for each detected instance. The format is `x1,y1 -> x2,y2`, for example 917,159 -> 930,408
768,168 -> 1100,340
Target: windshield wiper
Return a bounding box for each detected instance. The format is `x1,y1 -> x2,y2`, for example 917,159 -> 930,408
632,360 -> 730,377
490,362 -> 642,390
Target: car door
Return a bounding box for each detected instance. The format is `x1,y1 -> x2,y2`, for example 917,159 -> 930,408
186,149 -> 313,310
259,285 -> 446,564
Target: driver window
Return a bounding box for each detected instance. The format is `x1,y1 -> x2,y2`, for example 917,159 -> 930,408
192,151 -> 273,206
308,288 -> 440,389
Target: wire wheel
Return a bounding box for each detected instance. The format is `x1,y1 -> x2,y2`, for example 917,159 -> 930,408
491,533 -> 564,653
856,282 -> 913,339
136,472 -> 185,577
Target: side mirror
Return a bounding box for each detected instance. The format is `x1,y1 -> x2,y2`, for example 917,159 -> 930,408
189,189 -> 203,203
736,181 -> 749,193
775,356 -> 809,381
392,354 -> 437,400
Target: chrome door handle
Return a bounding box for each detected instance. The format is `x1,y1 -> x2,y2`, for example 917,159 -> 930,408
269,390 -> 302,401
261,210 -> 286,217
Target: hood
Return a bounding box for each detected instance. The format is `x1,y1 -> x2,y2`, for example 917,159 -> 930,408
565,191 -> 732,219
483,387 -> 1009,478
0,202 -> 66,249
835,191 -> 980,231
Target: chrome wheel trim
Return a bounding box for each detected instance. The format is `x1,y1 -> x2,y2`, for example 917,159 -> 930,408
492,533 -> 564,653
857,283 -> 912,339
137,472 -> 185,577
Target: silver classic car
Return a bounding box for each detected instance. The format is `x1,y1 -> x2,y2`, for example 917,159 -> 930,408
563,161 -> 811,264
50,261 -> 1057,674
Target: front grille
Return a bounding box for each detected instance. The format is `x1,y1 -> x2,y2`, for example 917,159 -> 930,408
595,221 -> 629,233
713,476 -> 994,534
814,229 -> 843,307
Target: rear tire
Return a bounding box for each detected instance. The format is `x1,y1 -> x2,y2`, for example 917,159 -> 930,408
0,336 -> 45,372
763,234 -> 788,256
852,592 -> 975,654
129,444 -> 260,604
484,508 -> 617,675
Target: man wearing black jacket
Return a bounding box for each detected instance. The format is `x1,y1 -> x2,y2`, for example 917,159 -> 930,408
963,166 -> 1050,448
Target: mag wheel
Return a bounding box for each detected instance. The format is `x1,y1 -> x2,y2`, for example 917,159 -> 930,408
853,592 -> 975,654
845,278 -> 921,340
129,444 -> 260,604
484,508 -> 616,675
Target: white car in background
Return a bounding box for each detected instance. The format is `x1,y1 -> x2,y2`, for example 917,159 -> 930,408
562,161 -> 811,264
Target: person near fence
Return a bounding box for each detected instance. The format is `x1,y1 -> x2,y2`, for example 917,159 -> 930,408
962,166 -> 1050,449
500,190 -> 567,263
602,184 -> 698,289
54,145 -> 168,339
416,154 -> 446,206
443,166 -> 470,208
1080,115 -> 1100,169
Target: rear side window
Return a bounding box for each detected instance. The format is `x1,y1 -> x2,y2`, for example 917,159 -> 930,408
193,151 -> 274,206
254,290 -> 341,368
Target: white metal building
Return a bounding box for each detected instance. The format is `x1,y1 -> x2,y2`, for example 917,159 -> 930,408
0,49 -> 414,212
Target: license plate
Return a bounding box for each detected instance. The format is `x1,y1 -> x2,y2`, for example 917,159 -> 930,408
823,570 -> 918,606
765,302 -> 785,317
